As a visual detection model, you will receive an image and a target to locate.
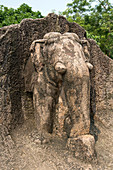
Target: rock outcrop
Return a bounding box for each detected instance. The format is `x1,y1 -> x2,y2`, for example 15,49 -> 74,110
0,13 -> 113,169
0,13 -> 86,131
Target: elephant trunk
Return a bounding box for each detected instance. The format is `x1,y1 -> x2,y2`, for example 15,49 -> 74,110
55,62 -> 67,74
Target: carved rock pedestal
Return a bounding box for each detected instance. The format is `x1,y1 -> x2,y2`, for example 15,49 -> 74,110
67,135 -> 95,161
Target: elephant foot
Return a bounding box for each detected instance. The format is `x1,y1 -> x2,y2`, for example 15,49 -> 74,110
30,130 -> 52,144
67,135 -> 96,162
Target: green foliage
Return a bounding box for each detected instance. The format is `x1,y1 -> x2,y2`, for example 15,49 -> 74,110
62,0 -> 113,59
0,3 -> 44,27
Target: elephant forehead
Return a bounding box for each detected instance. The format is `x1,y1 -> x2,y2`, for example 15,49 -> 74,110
62,40 -> 82,57
47,38 -> 82,56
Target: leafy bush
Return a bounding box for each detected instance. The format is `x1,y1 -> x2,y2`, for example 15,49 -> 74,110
0,3 -> 44,27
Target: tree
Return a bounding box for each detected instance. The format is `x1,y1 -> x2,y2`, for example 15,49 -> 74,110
0,3 -> 44,27
62,0 -> 113,59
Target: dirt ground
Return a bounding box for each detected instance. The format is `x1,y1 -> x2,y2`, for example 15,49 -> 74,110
0,112 -> 100,170
1,111 -> 113,170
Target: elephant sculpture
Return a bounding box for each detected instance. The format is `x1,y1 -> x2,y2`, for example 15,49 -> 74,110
30,32 -> 94,146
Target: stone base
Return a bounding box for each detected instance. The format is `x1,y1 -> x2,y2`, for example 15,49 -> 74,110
67,135 -> 95,161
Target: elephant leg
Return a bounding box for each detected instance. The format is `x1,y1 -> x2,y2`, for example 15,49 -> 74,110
72,81 -> 90,137
33,83 -> 57,143
67,84 -> 95,161
65,78 -> 90,138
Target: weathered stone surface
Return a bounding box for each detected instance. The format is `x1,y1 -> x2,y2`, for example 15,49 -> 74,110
89,39 -> 113,168
0,13 -> 113,169
0,118 -> 97,170
29,32 -> 93,145
0,13 -> 86,131
67,135 -> 95,161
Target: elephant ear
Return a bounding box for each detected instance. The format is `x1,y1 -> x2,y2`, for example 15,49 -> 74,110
30,39 -> 47,72
24,39 -> 46,92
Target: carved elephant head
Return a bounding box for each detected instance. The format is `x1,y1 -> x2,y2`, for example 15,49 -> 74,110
30,32 -> 93,74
